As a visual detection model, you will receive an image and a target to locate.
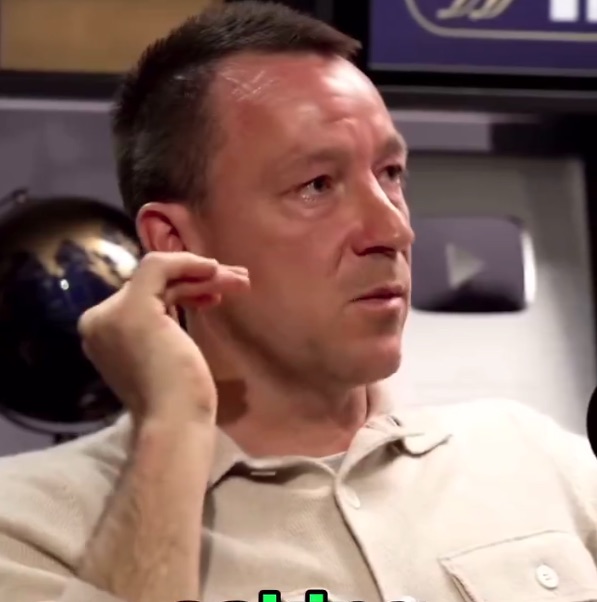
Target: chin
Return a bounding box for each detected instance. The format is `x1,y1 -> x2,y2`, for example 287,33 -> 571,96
341,337 -> 403,385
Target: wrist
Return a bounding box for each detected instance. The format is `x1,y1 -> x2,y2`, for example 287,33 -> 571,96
135,411 -> 215,440
133,392 -> 217,428
130,416 -> 215,486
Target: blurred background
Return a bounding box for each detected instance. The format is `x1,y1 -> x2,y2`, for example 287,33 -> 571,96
0,0 -> 596,454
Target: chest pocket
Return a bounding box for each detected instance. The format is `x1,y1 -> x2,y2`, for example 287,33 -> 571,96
439,530 -> 597,602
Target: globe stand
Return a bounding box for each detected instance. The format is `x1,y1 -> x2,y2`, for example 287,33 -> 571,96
52,433 -> 80,445
0,187 -> 29,219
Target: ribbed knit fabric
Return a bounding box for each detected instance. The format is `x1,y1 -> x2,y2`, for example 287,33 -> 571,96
1,398 -> 597,602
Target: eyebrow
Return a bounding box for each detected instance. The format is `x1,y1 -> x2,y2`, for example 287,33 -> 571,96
278,131 -> 408,172
381,132 -> 408,159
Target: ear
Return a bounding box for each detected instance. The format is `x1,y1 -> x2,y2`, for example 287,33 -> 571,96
135,202 -> 205,254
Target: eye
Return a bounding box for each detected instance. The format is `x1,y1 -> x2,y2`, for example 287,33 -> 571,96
298,175 -> 334,202
380,164 -> 407,187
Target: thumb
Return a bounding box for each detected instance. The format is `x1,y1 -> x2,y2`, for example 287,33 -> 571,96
166,304 -> 182,324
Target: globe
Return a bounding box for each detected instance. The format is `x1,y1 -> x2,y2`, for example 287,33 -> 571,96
0,190 -> 141,432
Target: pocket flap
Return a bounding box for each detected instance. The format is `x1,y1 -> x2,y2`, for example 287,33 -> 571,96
439,531 -> 597,602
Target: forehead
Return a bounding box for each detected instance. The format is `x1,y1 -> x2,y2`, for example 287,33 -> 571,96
211,52 -> 401,156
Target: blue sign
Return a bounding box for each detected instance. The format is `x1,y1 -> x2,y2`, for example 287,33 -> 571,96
370,0 -> 597,75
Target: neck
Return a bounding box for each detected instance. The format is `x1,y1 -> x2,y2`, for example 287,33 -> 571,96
189,315 -> 370,458
216,377 -> 369,457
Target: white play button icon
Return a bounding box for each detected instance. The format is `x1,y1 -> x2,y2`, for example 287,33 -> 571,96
410,216 -> 531,312
445,242 -> 485,290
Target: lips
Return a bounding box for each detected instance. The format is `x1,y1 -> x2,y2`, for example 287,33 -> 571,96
354,284 -> 405,302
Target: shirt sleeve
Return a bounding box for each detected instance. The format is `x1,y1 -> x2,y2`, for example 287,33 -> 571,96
0,533 -> 124,602
0,449 -> 125,602
60,579 -> 126,602
504,400 -> 597,554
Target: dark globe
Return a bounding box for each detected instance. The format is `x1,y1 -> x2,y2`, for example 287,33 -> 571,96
0,190 -> 141,428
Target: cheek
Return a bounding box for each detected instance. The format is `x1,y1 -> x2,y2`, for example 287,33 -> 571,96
253,244 -> 324,289
246,237 -> 338,308
206,195 -> 349,284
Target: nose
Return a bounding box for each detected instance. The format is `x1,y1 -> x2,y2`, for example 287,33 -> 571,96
350,180 -> 414,257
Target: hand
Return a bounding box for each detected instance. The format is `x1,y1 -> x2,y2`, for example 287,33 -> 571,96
78,251 -> 250,425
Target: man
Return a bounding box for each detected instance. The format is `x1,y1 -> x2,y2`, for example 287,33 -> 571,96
1,2 -> 597,602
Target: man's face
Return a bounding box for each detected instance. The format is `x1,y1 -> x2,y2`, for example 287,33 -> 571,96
196,52 -> 414,388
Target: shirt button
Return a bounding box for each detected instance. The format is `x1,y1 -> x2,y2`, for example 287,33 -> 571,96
342,486 -> 361,509
535,564 -> 559,589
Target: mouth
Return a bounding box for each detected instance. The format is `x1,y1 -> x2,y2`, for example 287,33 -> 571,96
353,284 -> 406,308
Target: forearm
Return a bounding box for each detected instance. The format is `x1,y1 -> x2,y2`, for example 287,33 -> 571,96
77,419 -> 214,602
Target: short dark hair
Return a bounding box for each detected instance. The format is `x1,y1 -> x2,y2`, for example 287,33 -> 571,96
111,1 -> 361,218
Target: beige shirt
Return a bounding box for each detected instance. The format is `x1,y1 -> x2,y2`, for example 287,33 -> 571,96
1,390 -> 597,602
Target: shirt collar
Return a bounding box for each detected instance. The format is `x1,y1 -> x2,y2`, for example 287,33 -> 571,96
109,382 -> 452,490
206,382 -> 452,489
367,381 -> 453,454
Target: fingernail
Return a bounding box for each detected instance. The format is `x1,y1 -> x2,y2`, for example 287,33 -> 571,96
229,266 -> 249,275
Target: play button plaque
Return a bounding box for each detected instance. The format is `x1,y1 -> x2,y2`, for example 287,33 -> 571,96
410,216 -> 535,313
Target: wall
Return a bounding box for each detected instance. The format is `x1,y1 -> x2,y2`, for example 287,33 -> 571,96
388,154 -> 595,435
0,100 -> 593,454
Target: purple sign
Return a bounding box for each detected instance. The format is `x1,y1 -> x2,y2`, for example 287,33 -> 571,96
370,0 -> 597,74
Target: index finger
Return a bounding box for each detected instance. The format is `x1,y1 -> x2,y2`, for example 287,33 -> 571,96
130,252 -> 219,298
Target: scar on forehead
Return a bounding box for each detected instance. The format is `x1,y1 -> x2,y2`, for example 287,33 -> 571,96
219,66 -> 281,102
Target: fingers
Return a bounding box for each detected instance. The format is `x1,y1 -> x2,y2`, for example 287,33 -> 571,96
179,293 -> 222,310
166,303 -> 181,324
129,252 -> 220,298
163,268 -> 250,308
130,252 -> 249,302
78,252 -> 250,339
